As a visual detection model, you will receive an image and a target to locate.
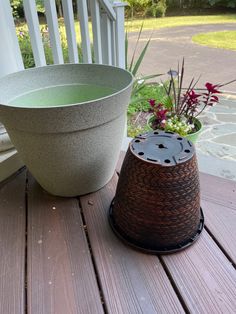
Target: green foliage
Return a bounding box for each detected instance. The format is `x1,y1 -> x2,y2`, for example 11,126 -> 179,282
125,23 -> 162,120
192,30 -> 236,51
127,123 -> 150,138
128,83 -> 167,115
126,0 -> 150,18
17,27 -> 85,69
10,0 -> 23,18
11,0 -> 45,18
166,0 -> 236,9
208,0 -> 236,8
146,0 -> 167,18
126,23 -> 151,76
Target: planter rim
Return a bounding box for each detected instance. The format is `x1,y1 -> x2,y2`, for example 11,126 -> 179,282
147,115 -> 203,136
0,63 -> 133,133
0,63 -> 133,110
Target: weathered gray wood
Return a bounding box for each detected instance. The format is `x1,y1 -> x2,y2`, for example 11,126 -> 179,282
200,172 -> 236,208
0,170 -> 26,314
162,230 -> 236,313
200,172 -> 236,264
27,174 -> 103,314
80,174 -> 185,314
202,199 -> 236,264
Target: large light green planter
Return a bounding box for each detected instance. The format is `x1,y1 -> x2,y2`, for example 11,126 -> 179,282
0,64 -> 133,196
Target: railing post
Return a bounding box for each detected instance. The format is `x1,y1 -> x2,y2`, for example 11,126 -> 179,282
113,2 -> 126,69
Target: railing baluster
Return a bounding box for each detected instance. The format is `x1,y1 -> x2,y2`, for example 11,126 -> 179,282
0,0 -> 24,77
113,2 -> 126,69
61,0 -> 79,63
23,0 -> 46,67
90,0 -> 102,64
110,21 -> 116,66
44,0 -> 64,64
77,0 -> 92,63
100,12 -> 112,65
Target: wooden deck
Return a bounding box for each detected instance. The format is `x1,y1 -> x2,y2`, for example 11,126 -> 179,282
0,152 -> 236,314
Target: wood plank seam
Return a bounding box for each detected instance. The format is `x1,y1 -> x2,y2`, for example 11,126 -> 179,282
158,257 -> 190,314
25,171 -> 29,314
204,225 -> 236,269
77,197 -> 107,313
117,154 -> 189,311
201,196 -> 236,210
0,166 -> 26,189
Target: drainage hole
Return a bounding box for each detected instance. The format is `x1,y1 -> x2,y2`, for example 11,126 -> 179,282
135,139 -> 140,143
184,149 -> 190,153
177,137 -> 182,140
154,131 -> 159,134
138,152 -> 144,156
157,143 -> 167,149
147,158 -> 157,162
164,159 -> 171,163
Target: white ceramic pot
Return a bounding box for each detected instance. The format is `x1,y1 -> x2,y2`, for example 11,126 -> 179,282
0,64 -> 133,196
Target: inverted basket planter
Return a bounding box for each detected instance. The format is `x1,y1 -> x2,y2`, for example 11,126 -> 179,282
0,64 -> 133,196
109,130 -> 204,254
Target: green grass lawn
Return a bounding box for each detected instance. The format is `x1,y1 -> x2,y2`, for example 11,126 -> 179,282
16,14 -> 236,42
192,30 -> 236,50
125,14 -> 236,32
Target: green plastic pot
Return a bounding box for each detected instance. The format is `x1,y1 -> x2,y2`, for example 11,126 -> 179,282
0,64 -> 133,196
185,118 -> 202,144
147,115 -> 202,144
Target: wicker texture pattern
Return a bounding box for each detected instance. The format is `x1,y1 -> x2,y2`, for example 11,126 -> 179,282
110,131 -> 204,253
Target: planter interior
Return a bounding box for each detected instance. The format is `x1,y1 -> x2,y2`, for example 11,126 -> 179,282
0,64 -> 133,196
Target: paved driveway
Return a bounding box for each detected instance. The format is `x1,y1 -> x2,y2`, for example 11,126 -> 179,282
128,23 -> 236,91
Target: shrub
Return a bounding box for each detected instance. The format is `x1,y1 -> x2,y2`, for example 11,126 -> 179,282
17,27 -> 86,69
126,0 -> 150,18
146,0 -> 167,18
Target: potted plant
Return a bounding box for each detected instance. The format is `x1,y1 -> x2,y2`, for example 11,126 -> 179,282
147,59 -> 235,143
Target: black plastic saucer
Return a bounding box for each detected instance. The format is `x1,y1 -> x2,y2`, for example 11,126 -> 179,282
108,200 -> 204,255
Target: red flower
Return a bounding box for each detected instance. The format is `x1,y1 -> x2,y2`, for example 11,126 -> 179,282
205,83 -> 221,94
149,99 -> 156,107
154,108 -> 168,122
187,90 -> 200,103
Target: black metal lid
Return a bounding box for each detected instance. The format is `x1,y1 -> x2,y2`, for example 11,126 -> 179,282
130,130 -> 195,166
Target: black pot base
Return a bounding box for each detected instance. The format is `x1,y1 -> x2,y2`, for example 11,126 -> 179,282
108,201 -> 204,255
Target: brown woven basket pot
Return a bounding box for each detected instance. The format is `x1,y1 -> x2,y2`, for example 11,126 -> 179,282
109,130 -> 204,254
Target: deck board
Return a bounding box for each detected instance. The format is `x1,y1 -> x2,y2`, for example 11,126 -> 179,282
161,230 -> 236,313
27,174 -> 103,314
200,172 -> 236,208
0,151 -> 236,314
0,170 -> 26,314
202,199 -> 236,265
80,174 -> 185,314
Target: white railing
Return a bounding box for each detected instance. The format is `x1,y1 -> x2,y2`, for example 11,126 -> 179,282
0,0 -> 126,79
